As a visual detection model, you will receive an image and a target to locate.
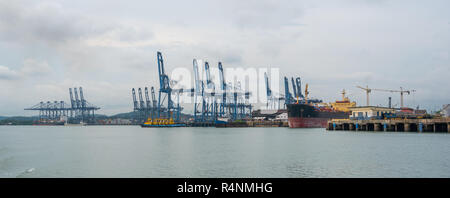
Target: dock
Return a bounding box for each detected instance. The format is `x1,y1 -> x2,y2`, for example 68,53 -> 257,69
189,120 -> 289,127
327,118 -> 450,133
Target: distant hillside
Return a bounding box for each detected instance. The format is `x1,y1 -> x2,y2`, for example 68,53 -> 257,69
109,111 -> 136,119
108,111 -> 193,120
0,111 -> 195,125
0,116 -> 38,125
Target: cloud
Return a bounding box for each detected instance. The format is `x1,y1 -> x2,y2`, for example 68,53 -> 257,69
20,59 -> 52,75
0,1 -> 90,44
0,59 -> 52,80
0,0 -> 449,115
222,0 -> 306,29
0,1 -> 154,47
0,65 -> 20,80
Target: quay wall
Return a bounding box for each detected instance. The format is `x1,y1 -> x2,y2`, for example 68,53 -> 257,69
327,118 -> 450,133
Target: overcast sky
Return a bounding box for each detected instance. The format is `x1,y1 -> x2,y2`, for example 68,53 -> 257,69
0,0 -> 449,116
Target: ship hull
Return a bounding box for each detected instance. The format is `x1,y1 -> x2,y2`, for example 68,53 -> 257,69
288,117 -> 329,128
287,103 -> 349,128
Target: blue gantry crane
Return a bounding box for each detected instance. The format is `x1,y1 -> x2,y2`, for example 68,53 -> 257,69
131,86 -> 159,123
131,51 -> 250,125
155,51 -> 192,122
283,76 -> 321,105
264,72 -> 284,109
132,52 -> 192,123
284,77 -> 294,106
25,87 -> 100,124
295,77 -> 303,99
192,59 -> 252,124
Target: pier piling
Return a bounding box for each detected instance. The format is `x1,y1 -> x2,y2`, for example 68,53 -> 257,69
405,123 -> 410,132
327,118 -> 450,133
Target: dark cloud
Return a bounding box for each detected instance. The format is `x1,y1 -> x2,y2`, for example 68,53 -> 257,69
0,1 -> 153,46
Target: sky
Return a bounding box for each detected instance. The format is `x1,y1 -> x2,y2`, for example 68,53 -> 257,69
0,0 -> 449,116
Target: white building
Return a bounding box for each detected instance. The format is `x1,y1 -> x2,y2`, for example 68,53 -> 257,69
349,106 -> 396,119
274,112 -> 288,122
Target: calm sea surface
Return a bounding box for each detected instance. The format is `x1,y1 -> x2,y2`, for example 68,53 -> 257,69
0,126 -> 449,178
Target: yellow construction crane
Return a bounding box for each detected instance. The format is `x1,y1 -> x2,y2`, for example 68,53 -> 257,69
356,85 -> 416,108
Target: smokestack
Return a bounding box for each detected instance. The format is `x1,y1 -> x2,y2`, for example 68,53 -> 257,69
388,97 -> 392,108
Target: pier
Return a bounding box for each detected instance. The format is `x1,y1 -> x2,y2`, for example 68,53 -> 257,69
327,118 -> 450,133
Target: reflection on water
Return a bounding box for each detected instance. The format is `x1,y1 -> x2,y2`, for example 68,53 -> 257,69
0,126 -> 449,178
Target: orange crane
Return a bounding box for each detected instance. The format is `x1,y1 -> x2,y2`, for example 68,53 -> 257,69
304,83 -> 309,104
357,85 -> 416,108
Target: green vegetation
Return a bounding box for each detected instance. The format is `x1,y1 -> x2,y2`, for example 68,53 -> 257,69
0,116 -> 37,125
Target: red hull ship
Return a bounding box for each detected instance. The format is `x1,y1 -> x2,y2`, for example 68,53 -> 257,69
287,103 -> 350,128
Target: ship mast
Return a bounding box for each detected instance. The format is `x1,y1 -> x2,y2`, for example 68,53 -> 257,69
341,89 -> 346,101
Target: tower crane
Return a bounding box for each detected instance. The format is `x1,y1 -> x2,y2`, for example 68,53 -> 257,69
356,85 -> 371,106
357,85 -> 415,108
371,87 -> 415,108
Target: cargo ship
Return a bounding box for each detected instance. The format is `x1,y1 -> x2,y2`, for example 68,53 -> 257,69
287,86 -> 352,128
287,103 -> 350,128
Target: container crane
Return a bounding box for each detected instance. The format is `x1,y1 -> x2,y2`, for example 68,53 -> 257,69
284,77 -> 293,106
295,77 -> 303,99
192,59 -> 203,121
264,72 -> 273,109
291,77 -> 297,100
264,72 -> 283,109
132,88 -> 138,111
218,62 -> 227,117
157,51 -> 182,121
204,61 -> 217,121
